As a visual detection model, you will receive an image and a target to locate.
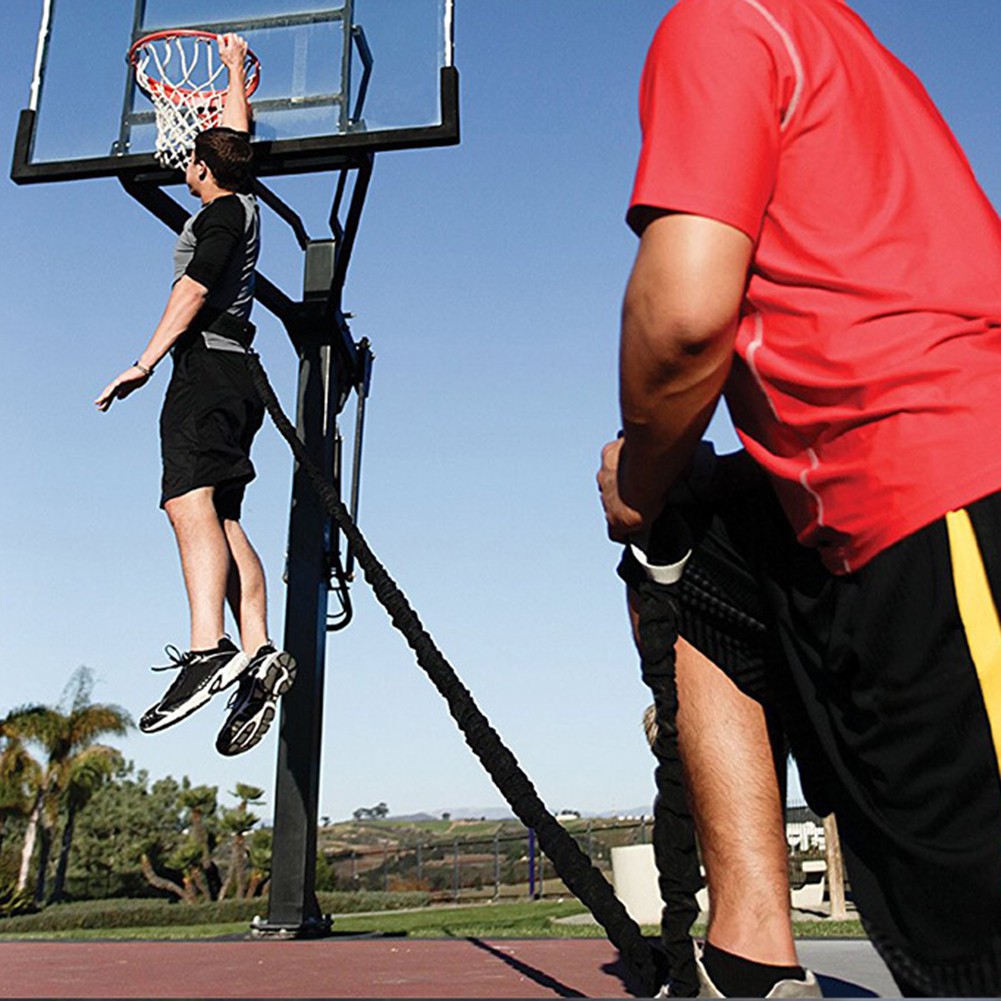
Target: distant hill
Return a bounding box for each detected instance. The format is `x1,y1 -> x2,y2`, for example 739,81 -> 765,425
381,806 -> 653,823
375,808 -> 516,824
426,807 -> 515,821
595,807 -> 654,819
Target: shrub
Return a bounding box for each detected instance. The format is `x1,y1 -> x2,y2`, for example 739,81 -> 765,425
0,891 -> 430,934
0,884 -> 35,919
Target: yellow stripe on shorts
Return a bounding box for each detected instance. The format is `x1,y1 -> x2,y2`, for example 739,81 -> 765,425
946,508 -> 1001,765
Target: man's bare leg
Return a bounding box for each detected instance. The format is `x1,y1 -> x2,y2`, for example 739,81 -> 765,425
674,636 -> 797,965
222,517 -> 269,654
214,518 -> 296,757
164,487 -> 230,649
139,488 -> 254,736
630,593 -> 796,966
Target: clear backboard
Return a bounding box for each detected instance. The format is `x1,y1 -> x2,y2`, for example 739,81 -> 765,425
12,0 -> 458,183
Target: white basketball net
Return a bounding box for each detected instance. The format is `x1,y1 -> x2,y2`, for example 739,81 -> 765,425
131,33 -> 250,171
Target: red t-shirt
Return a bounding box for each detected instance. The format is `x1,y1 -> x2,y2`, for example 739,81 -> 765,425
630,0 -> 1001,573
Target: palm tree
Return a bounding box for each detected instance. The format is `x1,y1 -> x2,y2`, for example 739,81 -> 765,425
49,745 -> 123,902
140,781 -> 224,902
8,706 -> 58,894
218,783 -> 265,900
178,784 -> 221,900
0,716 -> 41,862
6,667 -> 132,902
824,812 -> 847,919
246,827 -> 272,898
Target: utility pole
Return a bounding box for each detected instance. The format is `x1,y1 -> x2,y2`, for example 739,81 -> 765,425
824,813 -> 848,920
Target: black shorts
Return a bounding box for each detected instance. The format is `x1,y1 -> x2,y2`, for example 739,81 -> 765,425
621,446 -> 1001,996
159,344 -> 264,520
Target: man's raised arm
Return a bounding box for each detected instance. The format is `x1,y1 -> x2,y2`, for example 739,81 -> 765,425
599,211 -> 753,540
218,33 -> 251,134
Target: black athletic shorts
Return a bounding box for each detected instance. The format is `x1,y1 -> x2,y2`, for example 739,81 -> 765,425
159,342 -> 264,520
620,446 -> 1001,996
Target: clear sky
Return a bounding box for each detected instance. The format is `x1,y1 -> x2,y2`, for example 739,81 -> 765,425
2,2 -> 1000,823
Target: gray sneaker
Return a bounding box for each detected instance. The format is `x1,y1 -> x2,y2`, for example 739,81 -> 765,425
656,944 -> 823,998
215,643 -> 296,756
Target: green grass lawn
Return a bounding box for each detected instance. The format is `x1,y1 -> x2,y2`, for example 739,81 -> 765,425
332,900 -> 594,938
1,922 -> 250,941
0,898 -> 867,942
329,902 -> 865,940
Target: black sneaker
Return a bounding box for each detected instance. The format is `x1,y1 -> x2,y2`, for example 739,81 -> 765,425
655,944 -> 822,998
139,638 -> 250,733
215,644 -> 297,756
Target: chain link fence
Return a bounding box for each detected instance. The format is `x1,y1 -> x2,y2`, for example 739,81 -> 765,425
320,808 -> 829,904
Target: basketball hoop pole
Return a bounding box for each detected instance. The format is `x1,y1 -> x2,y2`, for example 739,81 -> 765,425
262,307 -> 345,937
260,158 -> 374,935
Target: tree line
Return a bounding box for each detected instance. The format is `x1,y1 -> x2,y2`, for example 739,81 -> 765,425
1,667 -> 272,913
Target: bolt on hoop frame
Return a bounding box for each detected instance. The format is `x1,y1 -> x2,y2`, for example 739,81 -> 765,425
128,29 -> 261,170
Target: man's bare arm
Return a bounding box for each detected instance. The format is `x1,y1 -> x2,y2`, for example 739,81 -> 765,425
599,212 -> 753,539
94,276 -> 209,411
218,33 -> 250,133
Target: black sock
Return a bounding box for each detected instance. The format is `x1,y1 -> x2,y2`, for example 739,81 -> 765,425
702,942 -> 806,997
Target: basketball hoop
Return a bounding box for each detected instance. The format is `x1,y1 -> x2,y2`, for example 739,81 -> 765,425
129,30 -> 261,171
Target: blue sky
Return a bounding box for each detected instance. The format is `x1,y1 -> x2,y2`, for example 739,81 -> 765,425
2,2 -> 1001,823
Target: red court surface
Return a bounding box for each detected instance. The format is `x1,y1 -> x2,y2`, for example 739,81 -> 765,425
0,937 -> 641,999
0,935 -> 895,998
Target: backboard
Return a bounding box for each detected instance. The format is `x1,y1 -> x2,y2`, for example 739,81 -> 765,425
12,0 -> 458,184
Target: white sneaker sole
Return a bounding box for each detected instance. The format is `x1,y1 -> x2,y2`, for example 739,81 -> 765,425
216,652 -> 297,755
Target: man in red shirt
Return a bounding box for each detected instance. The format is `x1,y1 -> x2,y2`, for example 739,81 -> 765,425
599,0 -> 1001,995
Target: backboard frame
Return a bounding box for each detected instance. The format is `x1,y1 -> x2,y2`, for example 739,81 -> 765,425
11,0 -> 459,185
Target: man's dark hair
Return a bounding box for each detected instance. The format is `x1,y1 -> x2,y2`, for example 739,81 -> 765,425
193,127 -> 253,192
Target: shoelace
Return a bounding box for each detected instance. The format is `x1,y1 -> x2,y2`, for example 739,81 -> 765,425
150,645 -> 210,703
151,645 -> 193,672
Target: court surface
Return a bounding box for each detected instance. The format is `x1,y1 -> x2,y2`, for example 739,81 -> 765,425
0,936 -> 897,998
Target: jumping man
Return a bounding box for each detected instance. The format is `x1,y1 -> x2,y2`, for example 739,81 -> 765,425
96,33 -> 296,757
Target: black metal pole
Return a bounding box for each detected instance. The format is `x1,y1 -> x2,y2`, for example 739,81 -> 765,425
260,331 -> 340,935
493,832 -> 500,899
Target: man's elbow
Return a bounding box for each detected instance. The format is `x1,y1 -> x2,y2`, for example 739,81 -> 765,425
177,274 -> 210,303
622,292 -> 735,367
622,213 -> 749,363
